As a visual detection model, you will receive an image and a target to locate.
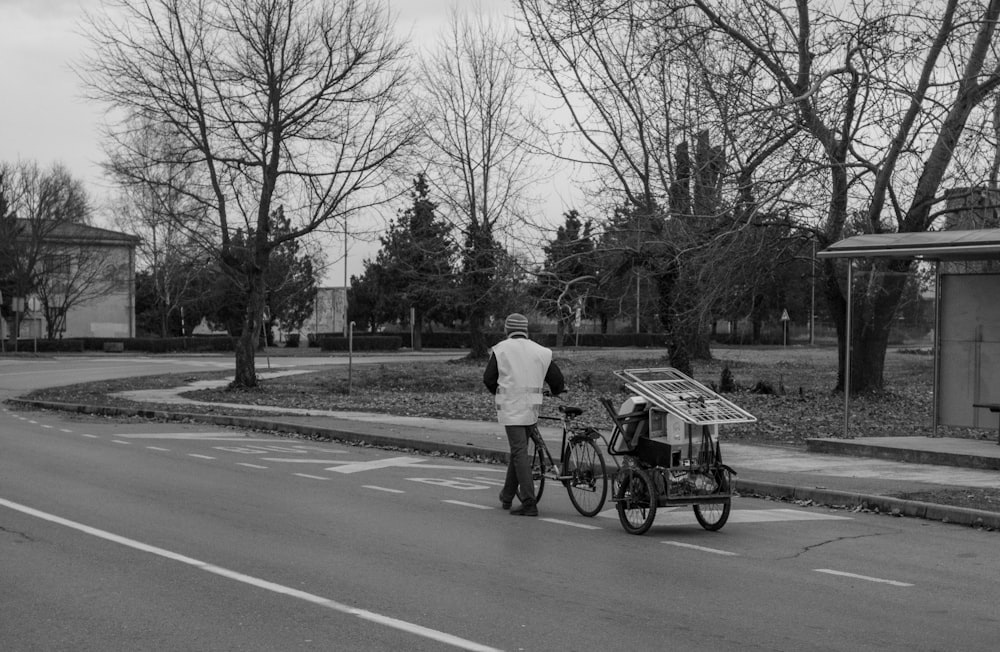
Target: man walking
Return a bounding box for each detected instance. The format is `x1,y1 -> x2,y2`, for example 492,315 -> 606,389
483,313 -> 565,516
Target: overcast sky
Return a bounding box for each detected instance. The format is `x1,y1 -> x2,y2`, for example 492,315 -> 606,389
0,0 -> 539,280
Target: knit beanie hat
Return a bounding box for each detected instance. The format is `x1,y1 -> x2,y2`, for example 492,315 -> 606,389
504,313 -> 529,334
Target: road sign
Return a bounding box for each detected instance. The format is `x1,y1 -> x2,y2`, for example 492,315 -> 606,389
780,308 -> 790,322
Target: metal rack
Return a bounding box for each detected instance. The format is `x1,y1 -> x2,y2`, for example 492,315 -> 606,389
613,368 -> 757,426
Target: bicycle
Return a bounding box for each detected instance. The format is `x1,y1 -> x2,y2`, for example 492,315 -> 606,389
527,404 -> 609,517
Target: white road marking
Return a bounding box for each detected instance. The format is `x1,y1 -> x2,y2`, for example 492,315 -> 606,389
452,476 -> 505,486
188,454 -> 216,460
112,440 -> 131,445
443,500 -> 493,510
663,541 -> 739,556
114,433 -> 266,440
814,569 -> 913,587
59,428 -> 72,433
540,518 -> 602,530
27,420 -> 38,424
81,434 -> 98,439
293,473 -> 328,481
41,425 -> 53,429
364,485 -> 406,494
597,507 -> 852,526
328,457 -> 428,474
0,497 -> 500,652
261,458 -> 351,464
236,463 -> 269,469
146,446 -> 171,452
409,478 -> 491,490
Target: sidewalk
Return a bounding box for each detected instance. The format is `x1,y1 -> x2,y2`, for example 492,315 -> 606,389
12,376 -> 1000,530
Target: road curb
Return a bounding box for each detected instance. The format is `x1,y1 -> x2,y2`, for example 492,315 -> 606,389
737,479 -> 1000,530
7,399 -> 511,464
9,398 -> 998,530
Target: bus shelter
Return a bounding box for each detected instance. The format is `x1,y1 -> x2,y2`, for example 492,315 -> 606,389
818,228 -> 1000,441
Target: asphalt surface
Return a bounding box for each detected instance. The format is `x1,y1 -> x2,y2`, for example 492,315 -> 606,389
10,374 -> 1000,531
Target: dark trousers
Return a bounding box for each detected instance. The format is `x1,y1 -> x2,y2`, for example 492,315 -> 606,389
500,424 -> 536,506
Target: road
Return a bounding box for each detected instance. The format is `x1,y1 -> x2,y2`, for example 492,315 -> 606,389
2,356 -> 999,651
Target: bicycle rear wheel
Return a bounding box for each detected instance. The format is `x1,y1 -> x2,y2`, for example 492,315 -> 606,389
563,438 -> 608,517
530,440 -> 547,504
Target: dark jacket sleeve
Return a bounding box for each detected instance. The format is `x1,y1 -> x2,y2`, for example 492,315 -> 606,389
545,360 -> 566,396
483,353 -> 499,394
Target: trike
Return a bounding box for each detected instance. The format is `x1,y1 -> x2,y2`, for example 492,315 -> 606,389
602,368 -> 757,535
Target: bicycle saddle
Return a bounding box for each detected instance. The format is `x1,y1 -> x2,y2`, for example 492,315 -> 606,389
560,405 -> 584,417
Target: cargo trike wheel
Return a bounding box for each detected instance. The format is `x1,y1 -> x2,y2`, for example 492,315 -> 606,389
693,499 -> 731,531
615,468 -> 656,535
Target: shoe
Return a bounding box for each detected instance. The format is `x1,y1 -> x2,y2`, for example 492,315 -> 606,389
510,503 -> 538,517
499,492 -> 512,510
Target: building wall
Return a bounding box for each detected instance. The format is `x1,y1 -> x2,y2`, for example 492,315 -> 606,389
7,240 -> 135,340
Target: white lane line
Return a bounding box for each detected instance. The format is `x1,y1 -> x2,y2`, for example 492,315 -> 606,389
453,476 -> 505,487
27,420 -> 38,424
260,458 -> 349,464
188,454 -> 216,460
443,500 -> 493,510
112,440 -> 131,445
146,446 -> 171,452
364,485 -> 405,494
540,518 -> 602,530
41,424 -> 53,429
814,569 -> 913,587
663,541 -> 739,556
0,497 -> 500,652
81,434 -> 99,439
59,428 -> 72,433
293,473 -> 328,481
236,463 -> 269,469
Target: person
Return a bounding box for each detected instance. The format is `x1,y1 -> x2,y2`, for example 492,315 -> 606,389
483,313 -> 565,516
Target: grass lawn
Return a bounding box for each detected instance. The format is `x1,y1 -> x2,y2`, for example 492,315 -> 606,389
28,344 -> 995,447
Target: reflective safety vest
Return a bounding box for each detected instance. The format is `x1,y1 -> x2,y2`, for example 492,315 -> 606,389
491,336 -> 552,425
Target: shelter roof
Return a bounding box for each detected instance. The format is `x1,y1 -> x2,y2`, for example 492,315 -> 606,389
817,228 -> 1000,261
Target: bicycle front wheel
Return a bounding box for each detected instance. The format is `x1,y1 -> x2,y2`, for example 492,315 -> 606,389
563,438 -> 608,517
530,441 -> 546,504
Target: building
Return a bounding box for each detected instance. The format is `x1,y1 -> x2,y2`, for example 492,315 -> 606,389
1,220 -> 139,340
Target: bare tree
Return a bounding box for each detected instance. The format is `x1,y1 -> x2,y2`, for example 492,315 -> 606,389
416,6 -> 542,357
515,1 -> 784,369
81,0 -> 418,386
686,0 -> 1000,392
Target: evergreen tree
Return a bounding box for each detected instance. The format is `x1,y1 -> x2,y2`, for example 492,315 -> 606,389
356,174 -> 456,349
534,210 -> 596,346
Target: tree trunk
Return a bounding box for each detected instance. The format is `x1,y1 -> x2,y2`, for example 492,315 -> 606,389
466,312 -> 489,359
828,259 -> 910,394
233,268 -> 265,388
412,310 -> 423,351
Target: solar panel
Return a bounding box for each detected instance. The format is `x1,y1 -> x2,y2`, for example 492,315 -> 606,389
613,368 -> 758,425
